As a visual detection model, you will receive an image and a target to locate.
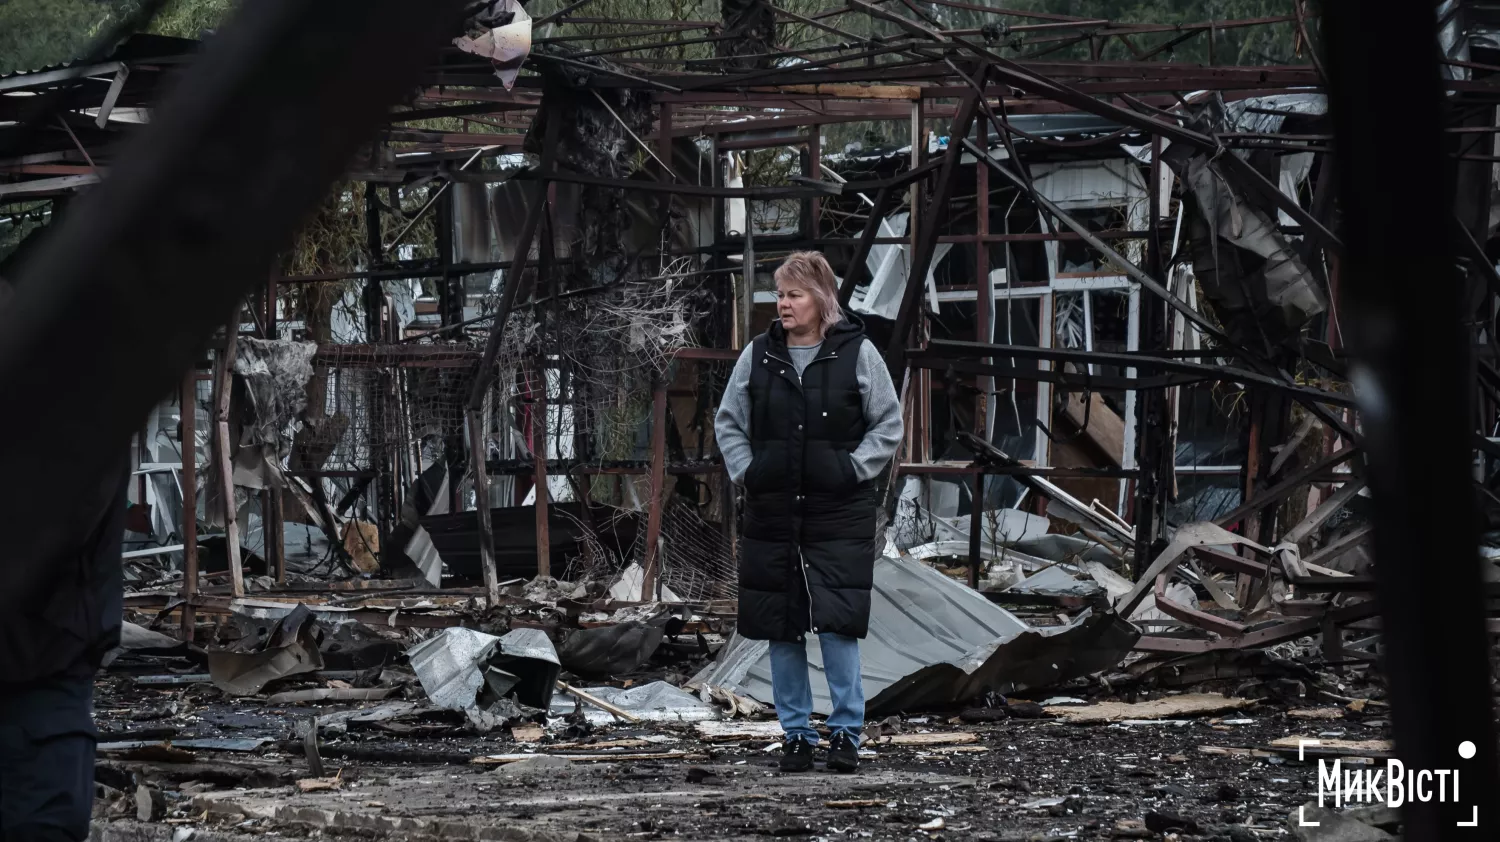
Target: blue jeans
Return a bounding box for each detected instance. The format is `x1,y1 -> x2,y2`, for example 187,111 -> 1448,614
769,633 -> 864,744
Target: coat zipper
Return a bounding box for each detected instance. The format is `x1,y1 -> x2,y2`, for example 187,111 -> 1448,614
768,344 -> 839,637
799,546 -> 815,634
765,348 -> 838,378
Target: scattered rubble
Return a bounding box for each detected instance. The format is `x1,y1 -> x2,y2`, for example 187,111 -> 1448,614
7,2 -> 1461,839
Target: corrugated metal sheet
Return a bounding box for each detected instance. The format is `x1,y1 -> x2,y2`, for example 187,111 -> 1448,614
407,627 -> 501,710
691,553 -> 1138,716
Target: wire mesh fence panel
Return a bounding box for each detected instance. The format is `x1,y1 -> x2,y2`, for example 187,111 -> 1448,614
485,271 -> 715,461
556,505 -> 639,585
297,344 -> 495,476
656,495 -> 738,601
552,482 -> 736,598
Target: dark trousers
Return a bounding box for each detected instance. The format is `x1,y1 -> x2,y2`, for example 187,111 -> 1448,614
0,677 -> 96,842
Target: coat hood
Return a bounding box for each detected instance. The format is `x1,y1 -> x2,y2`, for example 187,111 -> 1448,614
766,308 -> 867,354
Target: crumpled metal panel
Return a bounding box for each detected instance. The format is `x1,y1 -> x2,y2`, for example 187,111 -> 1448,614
1008,565 -> 1105,599
406,627 -> 501,711
492,627 -> 561,710
497,627 -> 560,665
1162,140 -> 1327,347
404,524 -> 444,588
206,604 -> 325,696
1221,93 -> 1326,135
557,621 -> 665,678
691,553 -> 1138,716
551,680 -> 720,725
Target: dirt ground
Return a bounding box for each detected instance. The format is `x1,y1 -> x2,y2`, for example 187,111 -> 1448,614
93,671 -> 1389,842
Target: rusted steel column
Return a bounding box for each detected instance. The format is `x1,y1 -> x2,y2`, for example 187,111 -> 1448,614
642,379 -> 668,600
214,328 -> 244,597
807,127 -> 821,240
1237,404 -> 1263,607
180,368 -> 198,641
837,184 -> 895,307
467,407 -> 500,605
970,118 -> 992,591
975,119 -> 991,438
741,214 -> 755,353
533,364 -> 551,580
269,489 -> 285,585
264,268 -> 286,583
968,469 -> 984,590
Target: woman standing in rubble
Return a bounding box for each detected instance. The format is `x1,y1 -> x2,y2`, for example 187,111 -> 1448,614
714,251 -> 903,774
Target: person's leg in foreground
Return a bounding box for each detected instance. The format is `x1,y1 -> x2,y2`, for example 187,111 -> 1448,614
769,640 -> 817,771
818,633 -> 864,772
0,677 -> 99,842
0,458 -> 129,842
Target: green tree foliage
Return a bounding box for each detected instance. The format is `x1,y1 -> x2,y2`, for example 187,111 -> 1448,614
0,0 -> 125,74
0,0 -> 234,75
949,0 -> 1309,65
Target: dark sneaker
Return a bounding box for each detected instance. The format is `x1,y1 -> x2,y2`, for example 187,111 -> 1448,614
779,737 -> 814,773
825,731 -> 859,773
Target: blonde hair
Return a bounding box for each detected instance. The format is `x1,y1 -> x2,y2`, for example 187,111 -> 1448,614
773,251 -> 843,336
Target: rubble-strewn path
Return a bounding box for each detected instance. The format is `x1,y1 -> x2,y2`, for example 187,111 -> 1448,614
95,675 -> 1391,841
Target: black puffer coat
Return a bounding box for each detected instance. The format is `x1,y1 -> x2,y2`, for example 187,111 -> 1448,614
738,316 -> 878,643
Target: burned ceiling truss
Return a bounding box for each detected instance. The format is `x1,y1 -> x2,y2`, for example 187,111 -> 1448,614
4,2 -> 1500,824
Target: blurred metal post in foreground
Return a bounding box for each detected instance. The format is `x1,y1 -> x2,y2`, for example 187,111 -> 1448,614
0,0 -> 469,610
1323,3 -> 1498,836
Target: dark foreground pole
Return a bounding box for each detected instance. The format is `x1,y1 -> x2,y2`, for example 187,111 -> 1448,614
0,0 -> 468,609
1324,3 -> 1497,836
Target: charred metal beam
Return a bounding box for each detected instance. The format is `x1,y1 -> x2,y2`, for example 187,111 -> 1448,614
517,156 -> 942,198
838,184 -> 895,307
842,5 -> 1344,256
1214,443 -> 1359,530
913,356 -> 1244,393
0,0 -> 469,610
1133,598 -> 1380,654
917,340 -> 1359,408
961,138 -> 1230,345
962,136 -> 1357,441
885,76 -> 987,382
1133,130 -> 1171,562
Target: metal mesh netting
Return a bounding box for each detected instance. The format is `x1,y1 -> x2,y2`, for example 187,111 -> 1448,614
557,505 -> 636,584
293,344 -> 496,474
281,256 -> 739,599
654,495 -> 738,601
484,261 -> 716,467
554,496 -> 736,601
292,331 -> 734,481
